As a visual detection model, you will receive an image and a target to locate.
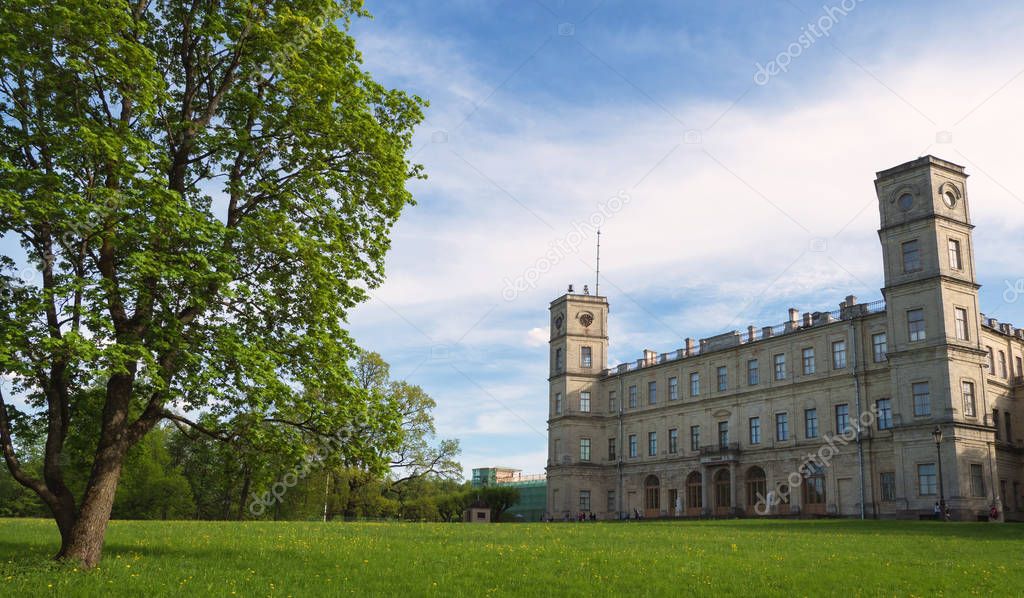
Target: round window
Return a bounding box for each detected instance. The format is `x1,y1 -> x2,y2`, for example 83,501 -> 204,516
898,193 -> 914,211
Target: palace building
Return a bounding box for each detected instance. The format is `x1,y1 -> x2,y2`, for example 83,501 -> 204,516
545,156 -> 1024,521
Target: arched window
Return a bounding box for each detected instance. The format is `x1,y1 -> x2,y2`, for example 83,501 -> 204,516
686,471 -> 702,510
802,462 -> 826,505
644,475 -> 660,511
714,468 -> 731,509
746,466 -> 767,507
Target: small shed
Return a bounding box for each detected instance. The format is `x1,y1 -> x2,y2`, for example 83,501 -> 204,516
464,500 -> 491,524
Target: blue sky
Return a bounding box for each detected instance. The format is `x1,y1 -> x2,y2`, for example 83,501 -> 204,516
4,1 -> 1024,480
346,0 -> 1024,477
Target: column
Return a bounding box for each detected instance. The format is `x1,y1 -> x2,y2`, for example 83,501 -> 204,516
701,464 -> 710,516
729,462 -> 738,514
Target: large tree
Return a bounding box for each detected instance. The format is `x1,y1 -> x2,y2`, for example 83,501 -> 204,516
0,0 -> 424,567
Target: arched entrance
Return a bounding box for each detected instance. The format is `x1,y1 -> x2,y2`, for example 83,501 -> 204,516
685,471 -> 702,516
714,468 -> 731,516
644,475 -> 661,518
745,466 -> 767,515
802,462 -> 826,515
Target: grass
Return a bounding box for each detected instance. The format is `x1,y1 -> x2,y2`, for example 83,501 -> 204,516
1,518 -> 1022,596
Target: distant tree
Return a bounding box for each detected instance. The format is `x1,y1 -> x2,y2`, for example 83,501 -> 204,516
112,426 -> 194,520
0,0 -> 424,567
478,486 -> 521,522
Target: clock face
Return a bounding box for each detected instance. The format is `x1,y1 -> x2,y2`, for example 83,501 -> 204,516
942,190 -> 957,208
579,313 -> 594,328
897,193 -> 914,211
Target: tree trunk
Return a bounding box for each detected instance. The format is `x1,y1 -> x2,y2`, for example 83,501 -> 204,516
56,445 -> 126,568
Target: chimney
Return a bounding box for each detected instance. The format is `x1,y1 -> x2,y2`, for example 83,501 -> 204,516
762,326 -> 774,338
846,295 -> 857,306
747,325 -> 756,342
802,312 -> 812,328
685,337 -> 695,356
643,349 -> 657,366
786,308 -> 800,332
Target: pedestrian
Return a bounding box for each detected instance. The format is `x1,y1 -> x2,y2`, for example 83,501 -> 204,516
990,504 -> 999,521
933,502 -> 941,520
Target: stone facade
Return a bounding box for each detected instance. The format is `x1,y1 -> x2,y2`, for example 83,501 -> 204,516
546,156 -> 1024,521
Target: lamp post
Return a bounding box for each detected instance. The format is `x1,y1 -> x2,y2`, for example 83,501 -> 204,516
932,426 -> 946,520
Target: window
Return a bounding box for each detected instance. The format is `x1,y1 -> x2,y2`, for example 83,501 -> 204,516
668,377 -> 678,401
717,366 -> 728,391
690,426 -> 700,451
902,239 -> 921,272
608,437 -> 616,461
687,472 -> 702,510
948,239 -> 962,270
554,392 -> 562,415
962,381 -> 976,417
749,417 -> 761,445
555,348 -> 563,372
774,354 -> 786,381
954,307 -> 969,341
628,385 -> 638,409
718,421 -> 729,447
748,359 -> 759,385
579,391 -> 591,413
802,463 -> 826,505
1007,415 -> 1014,445
999,351 -> 1008,379
668,428 -> 678,454
876,399 -> 893,430
872,333 -> 888,363
912,382 -> 931,417
1017,356 -> 1023,378
579,490 -> 591,512
804,409 -> 818,439
648,381 -> 657,405
994,410 -> 1001,441
880,472 -> 896,502
918,463 -> 937,495
690,373 -> 700,397
608,391 -> 617,413
580,346 -> 592,368
832,340 -> 847,369
970,464 -> 985,497
987,347 -> 995,372
907,309 -> 926,342
776,413 -> 789,441
648,432 -> 657,456
835,404 -> 850,434
579,438 -> 591,462
607,490 -> 615,512
802,348 -> 815,375
628,434 -> 638,458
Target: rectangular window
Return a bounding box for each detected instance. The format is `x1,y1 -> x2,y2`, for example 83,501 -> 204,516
805,408 -> 818,438
608,437 -> 616,461
832,340 -> 847,369
988,347 -> 995,372
579,438 -> 591,462
802,348 -> 815,375
954,308 -> 969,341
918,463 -> 937,495
908,309 -> 926,342
748,359 -> 759,385
648,381 -> 657,405
648,431 -> 657,456
872,332 -> 888,363
579,391 -> 591,413
579,490 -> 591,512
690,426 -> 700,451
1007,415 -> 1013,445
555,348 -> 563,372
668,428 -> 678,454
994,410 -> 1001,441
690,373 -> 700,397
913,382 -> 931,417
628,385 -> 638,409
607,490 -> 616,512
668,377 -> 678,401
948,238 -> 963,270
880,472 -> 896,502
580,346 -> 592,368
776,413 -> 789,441
774,354 -> 786,381
717,366 -> 728,391
554,392 -> 562,415
835,404 -> 850,434
628,434 -> 638,458
749,417 -> 761,444
1017,356 -> 1023,378
970,463 -> 985,497
962,381 -> 976,417
718,421 -> 729,447
902,239 -> 921,272
608,391 -> 617,413
876,399 -> 893,430
999,351 -> 1008,379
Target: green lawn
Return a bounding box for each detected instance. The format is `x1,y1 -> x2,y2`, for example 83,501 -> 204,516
1,518 -> 1021,596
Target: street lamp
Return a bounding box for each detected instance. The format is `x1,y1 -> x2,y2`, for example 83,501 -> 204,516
932,426 -> 946,519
